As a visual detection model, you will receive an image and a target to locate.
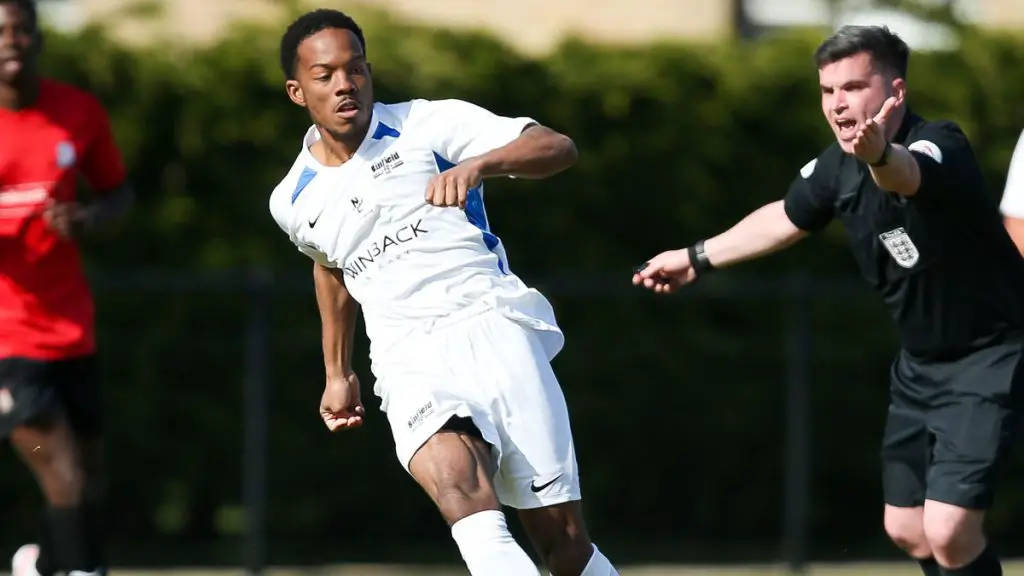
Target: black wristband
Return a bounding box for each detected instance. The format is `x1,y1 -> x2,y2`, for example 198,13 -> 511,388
688,240 -> 715,277
869,141 -> 892,167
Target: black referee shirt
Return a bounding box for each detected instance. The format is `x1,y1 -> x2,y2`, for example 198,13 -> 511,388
784,111 -> 1024,359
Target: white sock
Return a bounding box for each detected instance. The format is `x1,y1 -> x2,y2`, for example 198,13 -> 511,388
580,544 -> 619,576
451,510 -> 540,576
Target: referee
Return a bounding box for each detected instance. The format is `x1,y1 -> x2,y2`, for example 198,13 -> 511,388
634,25 -> 1023,576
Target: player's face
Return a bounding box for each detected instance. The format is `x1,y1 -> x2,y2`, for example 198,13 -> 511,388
286,28 -> 373,143
818,51 -> 903,154
0,1 -> 38,84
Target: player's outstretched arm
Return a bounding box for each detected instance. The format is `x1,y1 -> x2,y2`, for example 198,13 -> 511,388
633,200 -> 807,294
313,262 -> 364,431
42,184 -> 134,239
424,99 -> 578,208
43,94 -> 134,239
426,124 -> 577,208
472,124 -> 578,180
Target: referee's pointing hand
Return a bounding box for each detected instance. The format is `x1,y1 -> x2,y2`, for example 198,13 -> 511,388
632,249 -> 695,294
852,96 -> 898,165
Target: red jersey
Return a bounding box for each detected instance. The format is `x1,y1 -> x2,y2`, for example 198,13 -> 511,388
0,79 -> 127,360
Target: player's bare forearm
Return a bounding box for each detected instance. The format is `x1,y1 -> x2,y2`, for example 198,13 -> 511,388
1005,217 -> 1024,256
868,144 -> 921,197
703,200 -> 807,268
313,262 -> 360,379
473,125 -> 578,179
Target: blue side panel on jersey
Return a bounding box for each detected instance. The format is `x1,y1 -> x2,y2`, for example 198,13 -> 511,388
372,122 -> 401,140
291,167 -> 317,204
432,151 -> 506,274
433,153 -> 457,173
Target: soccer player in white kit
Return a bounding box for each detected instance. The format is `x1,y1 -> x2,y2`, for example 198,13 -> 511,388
268,9 -> 619,576
999,129 -> 1024,254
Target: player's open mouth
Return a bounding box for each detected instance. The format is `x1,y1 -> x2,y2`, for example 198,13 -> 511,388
0,57 -> 22,75
334,100 -> 360,119
835,119 -> 858,140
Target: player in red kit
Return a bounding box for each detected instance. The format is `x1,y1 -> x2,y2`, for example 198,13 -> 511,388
1,1 -> 133,575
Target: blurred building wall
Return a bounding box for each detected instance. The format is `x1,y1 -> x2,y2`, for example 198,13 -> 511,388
37,0 -> 1024,53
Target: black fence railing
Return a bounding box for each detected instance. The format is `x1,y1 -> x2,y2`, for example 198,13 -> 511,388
81,268 -> 881,575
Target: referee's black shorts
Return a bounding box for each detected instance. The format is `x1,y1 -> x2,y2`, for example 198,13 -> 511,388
881,339 -> 1024,510
0,355 -> 102,440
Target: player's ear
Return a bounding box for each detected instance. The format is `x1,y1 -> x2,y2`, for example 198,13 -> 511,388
890,77 -> 907,109
285,79 -> 306,107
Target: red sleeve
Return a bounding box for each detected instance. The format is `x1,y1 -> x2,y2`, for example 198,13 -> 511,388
80,99 -> 127,193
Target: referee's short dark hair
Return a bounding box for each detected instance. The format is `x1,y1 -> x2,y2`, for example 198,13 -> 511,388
279,9 -> 366,80
815,25 -> 910,79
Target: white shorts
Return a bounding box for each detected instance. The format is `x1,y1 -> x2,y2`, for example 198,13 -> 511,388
373,308 -> 580,510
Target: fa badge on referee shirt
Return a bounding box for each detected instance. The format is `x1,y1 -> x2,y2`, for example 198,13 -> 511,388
879,227 -> 920,268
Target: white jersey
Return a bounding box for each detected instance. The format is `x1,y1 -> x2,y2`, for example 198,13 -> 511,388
1000,129 -> 1024,218
269,99 -> 563,364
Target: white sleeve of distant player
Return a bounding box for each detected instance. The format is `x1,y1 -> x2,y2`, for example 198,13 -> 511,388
424,99 -> 537,164
1000,131 -> 1024,218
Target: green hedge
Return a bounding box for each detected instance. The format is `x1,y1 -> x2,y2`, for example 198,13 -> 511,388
2,13 -> 1023,565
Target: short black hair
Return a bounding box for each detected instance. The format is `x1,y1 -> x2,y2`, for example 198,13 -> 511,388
279,9 -> 366,80
814,25 -> 910,79
4,0 -> 38,30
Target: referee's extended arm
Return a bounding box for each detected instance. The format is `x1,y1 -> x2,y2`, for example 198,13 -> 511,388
851,97 -> 923,197
633,200 -> 806,293
702,201 -> 807,268
866,144 -> 922,197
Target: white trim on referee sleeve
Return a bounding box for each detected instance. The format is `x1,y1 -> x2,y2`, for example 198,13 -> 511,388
1000,130 -> 1024,218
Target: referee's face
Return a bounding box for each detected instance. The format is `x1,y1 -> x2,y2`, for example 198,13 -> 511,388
288,27 -> 373,145
0,0 -> 38,84
818,51 -> 900,154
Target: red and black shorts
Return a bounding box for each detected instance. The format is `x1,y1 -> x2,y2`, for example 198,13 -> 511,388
0,355 -> 101,439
